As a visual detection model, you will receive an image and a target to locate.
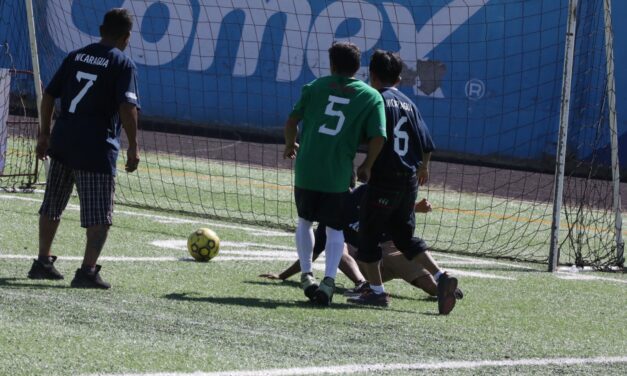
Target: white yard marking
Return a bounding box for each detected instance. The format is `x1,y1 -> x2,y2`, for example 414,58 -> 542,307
556,272 -> 627,284
0,194 -> 291,237
153,239 -> 292,251
431,251 -> 540,271
87,356 -> 627,376
445,268 -> 516,281
0,254 -> 299,262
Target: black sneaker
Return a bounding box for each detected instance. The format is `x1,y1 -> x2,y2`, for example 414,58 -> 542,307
313,277 -> 335,306
343,281 -> 372,297
70,265 -> 111,289
437,273 -> 458,315
454,287 -> 464,300
300,273 -> 318,301
27,256 -> 64,280
347,290 -> 390,307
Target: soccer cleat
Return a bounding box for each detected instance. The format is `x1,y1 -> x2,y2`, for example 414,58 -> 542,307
27,256 -> 64,280
454,287 -> 464,300
313,277 -> 335,306
346,290 -> 391,307
70,265 -> 111,289
437,273 -> 458,315
300,273 -> 318,301
343,281 -> 372,297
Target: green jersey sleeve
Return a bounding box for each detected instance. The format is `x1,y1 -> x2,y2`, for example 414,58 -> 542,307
289,83 -> 311,119
365,95 -> 387,139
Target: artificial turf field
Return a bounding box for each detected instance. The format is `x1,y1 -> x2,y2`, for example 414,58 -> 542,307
0,191 -> 625,376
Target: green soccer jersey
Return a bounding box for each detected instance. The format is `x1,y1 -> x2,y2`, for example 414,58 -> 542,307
290,75 -> 386,192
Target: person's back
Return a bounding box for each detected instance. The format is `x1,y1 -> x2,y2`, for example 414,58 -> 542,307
294,75 -> 383,192
370,87 -> 434,188
48,43 -> 139,175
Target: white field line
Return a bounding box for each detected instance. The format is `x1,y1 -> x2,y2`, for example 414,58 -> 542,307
0,194 -> 291,237
445,268 -> 516,281
155,239 -> 292,251
431,251 -> 540,271
555,272 -> 627,284
0,254 -> 300,262
86,356 -> 627,376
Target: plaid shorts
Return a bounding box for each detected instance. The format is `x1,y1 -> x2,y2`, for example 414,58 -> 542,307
39,158 -> 115,228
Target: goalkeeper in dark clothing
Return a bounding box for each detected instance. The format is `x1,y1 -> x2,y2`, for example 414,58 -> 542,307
351,50 -> 459,314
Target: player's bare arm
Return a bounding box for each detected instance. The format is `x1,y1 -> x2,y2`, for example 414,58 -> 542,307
283,116 -> 300,159
357,135 -> 386,182
119,102 -> 140,172
36,92 -> 56,160
417,151 -> 431,186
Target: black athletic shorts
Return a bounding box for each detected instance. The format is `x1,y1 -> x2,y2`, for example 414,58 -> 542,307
294,187 -> 348,230
356,178 -> 428,263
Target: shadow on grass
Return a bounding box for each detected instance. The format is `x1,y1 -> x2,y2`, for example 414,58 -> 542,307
243,279 -> 434,303
163,292 -> 418,313
0,277 -> 69,289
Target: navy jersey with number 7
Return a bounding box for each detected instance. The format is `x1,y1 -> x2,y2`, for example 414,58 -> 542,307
46,43 -> 140,175
370,87 -> 435,183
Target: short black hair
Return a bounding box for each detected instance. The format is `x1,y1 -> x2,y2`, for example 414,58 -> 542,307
369,50 -> 403,85
100,8 -> 133,40
328,41 -> 361,77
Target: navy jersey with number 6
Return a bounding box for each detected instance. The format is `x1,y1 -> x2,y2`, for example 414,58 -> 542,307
370,87 -> 434,185
46,43 -> 140,175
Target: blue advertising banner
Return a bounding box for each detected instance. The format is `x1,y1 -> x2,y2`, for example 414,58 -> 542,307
2,0 -> 625,167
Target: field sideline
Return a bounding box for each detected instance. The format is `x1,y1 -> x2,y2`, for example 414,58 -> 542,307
0,192 -> 625,376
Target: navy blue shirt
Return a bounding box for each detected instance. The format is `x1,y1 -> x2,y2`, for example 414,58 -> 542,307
46,43 -> 140,175
370,87 -> 434,185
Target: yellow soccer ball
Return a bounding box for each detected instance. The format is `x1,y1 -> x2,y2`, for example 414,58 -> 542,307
187,228 -> 220,262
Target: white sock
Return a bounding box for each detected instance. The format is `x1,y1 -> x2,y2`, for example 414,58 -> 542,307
370,284 -> 385,294
434,270 -> 443,281
323,227 -> 344,279
295,217 -> 314,274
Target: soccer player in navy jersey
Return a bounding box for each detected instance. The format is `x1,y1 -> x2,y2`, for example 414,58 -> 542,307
350,50 -> 460,314
28,8 -> 140,289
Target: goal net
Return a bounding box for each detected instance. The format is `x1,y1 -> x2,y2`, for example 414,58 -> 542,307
4,0 -> 623,269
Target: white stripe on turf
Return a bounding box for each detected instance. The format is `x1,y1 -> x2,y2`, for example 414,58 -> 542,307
555,272 -> 627,284
0,194 -> 291,237
86,356 -> 627,376
153,239 -> 293,251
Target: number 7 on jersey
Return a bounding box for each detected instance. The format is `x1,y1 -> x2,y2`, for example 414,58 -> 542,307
69,71 -> 98,114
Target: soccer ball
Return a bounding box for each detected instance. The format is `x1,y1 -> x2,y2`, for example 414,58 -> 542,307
187,228 -> 220,262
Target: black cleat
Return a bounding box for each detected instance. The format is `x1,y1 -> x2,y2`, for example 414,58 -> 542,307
70,265 -> 111,289
347,290 -> 391,307
437,273 -> 458,315
27,256 -> 64,280
313,277 -> 335,306
343,281 -> 372,297
454,287 -> 464,300
300,273 -> 318,301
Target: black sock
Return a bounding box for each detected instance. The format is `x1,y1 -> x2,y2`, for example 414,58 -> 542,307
38,256 -> 53,264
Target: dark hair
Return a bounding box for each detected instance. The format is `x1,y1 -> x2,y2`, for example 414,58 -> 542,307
100,8 -> 133,40
369,50 -> 403,85
328,41 -> 361,76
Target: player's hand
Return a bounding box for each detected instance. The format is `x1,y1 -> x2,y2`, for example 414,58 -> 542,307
125,145 -> 140,173
259,273 -> 284,281
35,134 -> 49,160
417,165 -> 429,186
357,163 -> 371,183
415,198 -> 432,213
283,142 -> 299,159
